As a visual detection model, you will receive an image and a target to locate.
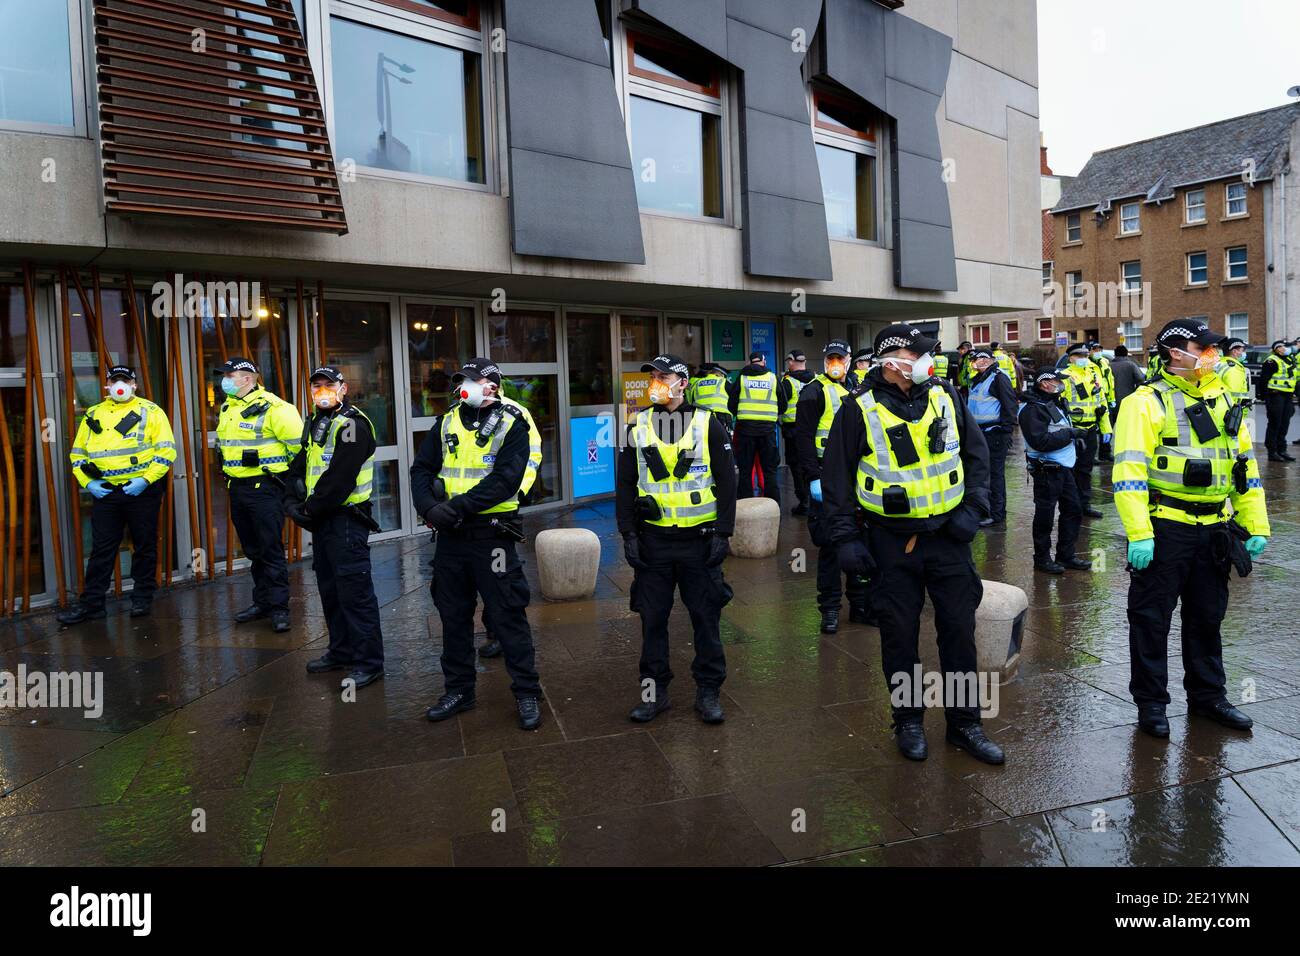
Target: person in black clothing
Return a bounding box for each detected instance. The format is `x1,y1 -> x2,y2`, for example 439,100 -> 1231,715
1019,369 -> 1091,574
965,349 -> 1019,525
619,354 -> 738,725
1258,340 -> 1297,461
411,359 -> 544,731
285,366 -> 384,690
780,349 -> 816,516
794,338 -> 871,634
822,324 -> 1003,766
849,347 -> 872,389
727,351 -> 785,501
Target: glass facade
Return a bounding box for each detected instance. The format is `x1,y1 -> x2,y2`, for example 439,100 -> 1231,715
630,96 -> 722,218
0,0 -> 75,127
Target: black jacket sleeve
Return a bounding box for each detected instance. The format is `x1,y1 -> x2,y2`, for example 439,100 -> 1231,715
950,381 -> 991,518
1019,402 -> 1075,453
708,412 -> 737,536
1259,359 -> 1277,399
615,423 -> 639,537
304,409 -> 378,517
794,380 -> 826,483
726,376 -> 740,417
448,410 -> 529,517
776,378 -> 788,421
992,372 -> 1019,430
410,419 -> 446,519
822,395 -> 869,545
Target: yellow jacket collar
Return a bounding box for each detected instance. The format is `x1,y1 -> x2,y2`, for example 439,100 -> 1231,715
1158,368 -> 1223,399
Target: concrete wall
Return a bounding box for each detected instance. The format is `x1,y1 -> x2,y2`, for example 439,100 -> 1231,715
0,0 -> 1042,318
1264,117 -> 1298,341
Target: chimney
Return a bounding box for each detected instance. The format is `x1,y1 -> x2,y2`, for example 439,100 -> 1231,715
1040,140 -> 1054,177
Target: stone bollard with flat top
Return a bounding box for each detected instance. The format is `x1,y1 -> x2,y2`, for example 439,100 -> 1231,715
974,579 -> 1030,683
730,497 -> 781,558
534,528 -> 600,601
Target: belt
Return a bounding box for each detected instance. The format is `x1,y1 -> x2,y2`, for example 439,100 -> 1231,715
1151,492 -> 1226,517
638,522 -> 719,538
227,474 -> 282,487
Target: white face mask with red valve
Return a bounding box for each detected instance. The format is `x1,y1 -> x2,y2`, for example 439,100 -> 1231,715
881,352 -> 934,384
459,378 -> 494,408
107,380 -> 136,402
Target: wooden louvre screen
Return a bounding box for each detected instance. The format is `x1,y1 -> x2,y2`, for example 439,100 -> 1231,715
93,0 -> 348,234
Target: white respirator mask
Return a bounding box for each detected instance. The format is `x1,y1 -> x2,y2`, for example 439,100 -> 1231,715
459,378 -> 492,408
107,380 -> 136,402
883,352 -> 934,385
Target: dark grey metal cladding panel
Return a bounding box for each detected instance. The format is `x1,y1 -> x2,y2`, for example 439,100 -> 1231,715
630,0 -> 729,57
726,17 -> 808,123
509,150 -> 646,263
818,0 -> 886,108
726,0 -> 822,43
501,0 -> 644,264
740,108 -> 826,206
884,9 -> 952,97
896,219 -> 958,290
745,192 -> 834,280
894,151 -> 952,229
885,78 -> 943,161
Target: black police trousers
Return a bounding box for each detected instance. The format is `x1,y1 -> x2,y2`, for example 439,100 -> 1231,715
313,508 -> 384,673
630,530 -> 731,694
983,427 -> 1010,522
863,523 -> 983,726
432,530 -> 540,699
1127,518 -> 1232,708
80,481 -> 164,609
229,479 -> 289,613
1031,464 -> 1082,563
781,424 -> 808,506
808,500 -> 866,613
733,428 -> 779,501
1263,392 -> 1294,455
1072,427 -> 1099,508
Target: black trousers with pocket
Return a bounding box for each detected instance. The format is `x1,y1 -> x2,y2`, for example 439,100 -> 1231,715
1030,464 -> 1082,563
781,423 -> 808,506
80,481 -> 165,609
983,427 -> 1010,522
808,500 -> 867,613
733,428 -> 779,501
1072,427 -> 1099,508
229,479 -> 290,613
313,508 -> 384,673
1263,392 -> 1294,455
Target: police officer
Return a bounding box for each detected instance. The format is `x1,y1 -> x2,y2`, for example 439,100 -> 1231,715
955,341 -> 975,391
794,339 -> 870,634
1257,340 -> 1296,462
932,344 -> 949,382
728,350 -> 784,501
58,366 -> 177,623
966,348 -> 1018,526
1216,337 -> 1251,407
1020,369 -> 1090,574
822,325 -> 1003,765
781,349 -> 816,515
849,348 -> 872,388
1114,319 -> 1268,737
213,357 -> 303,633
1089,341 -> 1117,460
1061,343 -> 1111,518
285,366 -> 385,690
413,359 -> 543,730
689,362 -> 733,431
619,353 -> 737,724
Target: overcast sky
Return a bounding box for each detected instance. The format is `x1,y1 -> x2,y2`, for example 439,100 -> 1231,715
1037,0 -> 1300,176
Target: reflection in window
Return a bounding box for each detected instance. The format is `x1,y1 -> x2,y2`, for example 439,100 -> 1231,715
500,374 -> 559,504
486,310 -> 556,364
619,315 -> 659,374
817,144 -> 875,240
666,317 -> 704,368
0,0 -> 75,127
1,284 -> 30,368
409,304 -> 473,418
322,299 -> 396,445
630,96 -> 722,218
330,17 -> 484,182
235,0 -> 309,150
567,312 -> 613,407
371,460 -> 403,533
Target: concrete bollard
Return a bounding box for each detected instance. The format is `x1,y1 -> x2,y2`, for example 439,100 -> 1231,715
974,579 -> 1030,683
534,528 -> 600,601
730,497 -> 781,558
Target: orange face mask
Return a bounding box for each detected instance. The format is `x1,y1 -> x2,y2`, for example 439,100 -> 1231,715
648,379 -> 678,405
824,359 -> 847,380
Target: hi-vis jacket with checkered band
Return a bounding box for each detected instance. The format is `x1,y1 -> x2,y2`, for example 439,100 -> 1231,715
438,402 -> 526,515
853,384 -> 965,518
306,407 -> 375,506
1062,361 -> 1112,434
632,406 -> 717,528
1111,369 -> 1268,542
216,385 -> 304,481
70,396 -> 176,487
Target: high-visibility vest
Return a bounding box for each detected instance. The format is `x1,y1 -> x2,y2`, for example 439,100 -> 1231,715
957,354 -> 974,388
1063,363 -> 1106,428
852,385 -> 965,518
736,371 -> 778,423
781,374 -> 806,424
1091,354 -> 1116,404
691,373 -> 730,417
1266,355 -> 1297,392
933,353 -> 949,379
436,404 -> 521,515
1024,399 -> 1076,468
994,350 -> 1018,389
306,408 -> 375,506
813,373 -> 850,457
70,397 -> 176,486
216,386 -> 302,479
632,407 -> 717,528
967,370 -> 1005,426
499,396 -> 542,498
1216,357 -> 1250,405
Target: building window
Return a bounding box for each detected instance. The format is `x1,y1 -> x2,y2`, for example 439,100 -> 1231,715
1185,188 -> 1206,224
1225,181 -> 1248,217
811,88 -> 878,241
1121,320 -> 1143,352
1226,312 -> 1249,340
1038,318 -> 1054,342
1066,213 -> 1081,243
408,304 -> 474,419
1119,202 -> 1140,235
1225,246 -> 1248,281
1187,252 -> 1208,286
1121,261 -> 1142,292
969,324 -> 990,346
1003,322 -> 1020,344
0,0 -> 78,130
626,31 -> 724,219
1042,261 -> 1054,288
1066,271 -> 1083,300
329,13 -> 486,184
566,311 -> 615,408
374,1 -> 481,30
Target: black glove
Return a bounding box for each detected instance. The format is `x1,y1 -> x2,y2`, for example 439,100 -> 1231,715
285,499 -> 315,532
623,534 -> 647,571
424,501 -> 459,532
1071,427 -> 1091,440
836,538 -> 874,577
705,534 -> 730,567
945,504 -> 981,543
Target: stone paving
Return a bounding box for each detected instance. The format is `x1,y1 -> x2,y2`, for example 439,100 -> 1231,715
2,431 -> 1299,866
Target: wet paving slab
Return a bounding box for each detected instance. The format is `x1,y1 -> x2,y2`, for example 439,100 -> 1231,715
0,449 -> 1298,865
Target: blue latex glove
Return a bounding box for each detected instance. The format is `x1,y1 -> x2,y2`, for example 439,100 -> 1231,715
87,479 -> 114,500
122,477 -> 149,497
1127,538 -> 1154,570
1246,536 -> 1267,557
1101,432 -> 1112,445
809,479 -> 823,503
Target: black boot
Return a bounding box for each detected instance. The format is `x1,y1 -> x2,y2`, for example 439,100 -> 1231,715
271,610 -> 291,633
848,603 -> 878,626
894,720 -> 928,761
1137,704 -> 1169,738
1058,556 -> 1092,571
129,599 -> 152,618
820,608 -> 839,634
1268,452 -> 1287,462
694,686 -> 725,724
305,653 -> 347,674
235,604 -> 267,623
1082,507 -> 1104,519
56,604 -> 106,626
1189,699 -> 1253,731
629,693 -> 671,723
1034,560 -> 1065,574
343,668 -> 384,691
479,639 -> 503,658
1283,453 -> 1297,462
945,723 -> 1005,764
426,692 -> 475,722
517,696 -> 543,730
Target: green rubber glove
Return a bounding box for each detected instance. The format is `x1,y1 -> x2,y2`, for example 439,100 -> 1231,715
1246,536 -> 1267,557
1127,538 -> 1155,570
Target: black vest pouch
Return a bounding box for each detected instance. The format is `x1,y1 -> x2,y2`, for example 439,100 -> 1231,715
241,401 -> 270,420
1182,458 -> 1213,488
311,415 -> 331,445
885,424 -> 920,467
882,485 -> 910,515
1184,400 -> 1220,445
86,416 -> 103,434
641,446 -> 671,482
114,410 -> 143,436
1222,401 -> 1245,437
241,448 -> 260,468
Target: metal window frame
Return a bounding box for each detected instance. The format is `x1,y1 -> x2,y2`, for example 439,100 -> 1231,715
0,0 -> 88,137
